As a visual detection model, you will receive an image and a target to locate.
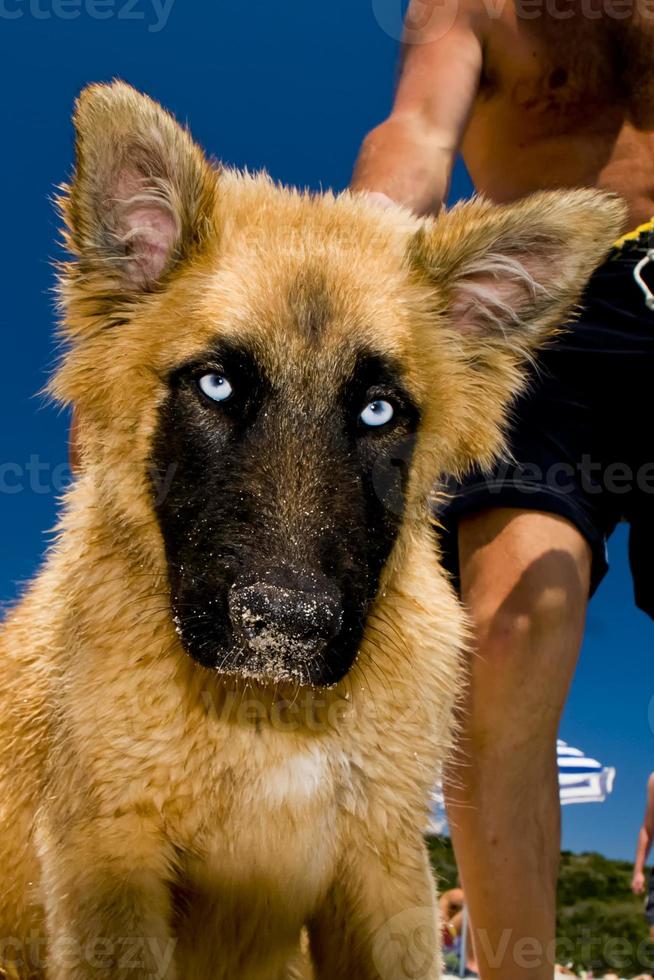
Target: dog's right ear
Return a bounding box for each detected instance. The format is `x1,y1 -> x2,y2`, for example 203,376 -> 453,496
59,81 -> 218,337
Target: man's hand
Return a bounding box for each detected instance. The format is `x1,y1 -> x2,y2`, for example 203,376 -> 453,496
633,870 -> 647,895
360,191 -> 404,211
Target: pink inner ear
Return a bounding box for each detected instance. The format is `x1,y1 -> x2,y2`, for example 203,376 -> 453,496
113,170 -> 180,287
449,252 -> 549,336
121,204 -> 178,285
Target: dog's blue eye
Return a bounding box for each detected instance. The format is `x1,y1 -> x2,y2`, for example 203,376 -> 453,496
198,373 -> 233,403
360,399 -> 394,428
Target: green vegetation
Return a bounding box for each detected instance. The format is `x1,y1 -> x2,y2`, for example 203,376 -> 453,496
428,837 -> 654,977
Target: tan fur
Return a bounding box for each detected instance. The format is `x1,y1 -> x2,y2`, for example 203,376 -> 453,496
0,82 -> 624,980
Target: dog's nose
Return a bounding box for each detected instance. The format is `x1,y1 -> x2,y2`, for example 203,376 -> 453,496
228,578 -> 342,648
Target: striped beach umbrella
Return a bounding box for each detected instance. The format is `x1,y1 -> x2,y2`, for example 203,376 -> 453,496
557,739 -> 616,806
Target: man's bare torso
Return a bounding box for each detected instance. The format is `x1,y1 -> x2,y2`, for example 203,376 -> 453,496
463,0 -> 654,225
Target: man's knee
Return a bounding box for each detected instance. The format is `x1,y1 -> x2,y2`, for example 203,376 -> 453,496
470,584 -> 579,666
456,508 -> 591,667
453,512 -> 591,753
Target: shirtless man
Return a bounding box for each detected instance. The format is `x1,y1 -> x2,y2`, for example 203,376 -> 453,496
633,773 -> 654,939
352,2 -> 654,978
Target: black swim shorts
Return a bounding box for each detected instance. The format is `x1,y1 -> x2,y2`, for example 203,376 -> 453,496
438,224 -> 654,619
646,870 -> 654,925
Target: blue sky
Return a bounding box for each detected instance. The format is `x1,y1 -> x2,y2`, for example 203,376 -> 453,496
1,0 -> 652,862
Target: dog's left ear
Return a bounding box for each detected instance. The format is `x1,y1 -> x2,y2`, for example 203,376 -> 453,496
59,81 -> 217,322
411,189 -> 625,349
408,189 -> 626,469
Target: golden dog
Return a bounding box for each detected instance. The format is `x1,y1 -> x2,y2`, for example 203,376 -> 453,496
0,82 -> 623,979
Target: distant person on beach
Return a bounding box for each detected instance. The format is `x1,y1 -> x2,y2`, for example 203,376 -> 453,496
353,0 -> 654,977
440,885 -> 465,949
440,886 -> 479,976
632,772 -> 654,938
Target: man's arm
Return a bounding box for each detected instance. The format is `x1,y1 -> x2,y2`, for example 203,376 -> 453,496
632,773 -> 654,894
351,0 -> 484,215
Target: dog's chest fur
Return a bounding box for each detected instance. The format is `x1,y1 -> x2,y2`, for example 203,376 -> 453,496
144,701 -> 353,899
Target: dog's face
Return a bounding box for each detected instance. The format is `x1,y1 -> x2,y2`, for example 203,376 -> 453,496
152,337 -> 420,685
54,83 -> 624,686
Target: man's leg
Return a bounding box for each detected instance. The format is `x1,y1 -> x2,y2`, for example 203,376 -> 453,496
444,508 -> 592,980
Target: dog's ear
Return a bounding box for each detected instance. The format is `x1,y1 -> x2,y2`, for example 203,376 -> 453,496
411,189 -> 625,348
59,81 -> 217,331
408,189 -> 625,470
